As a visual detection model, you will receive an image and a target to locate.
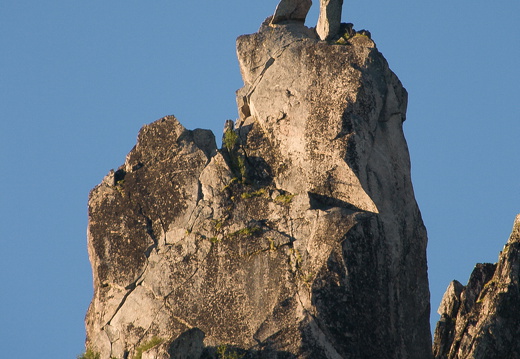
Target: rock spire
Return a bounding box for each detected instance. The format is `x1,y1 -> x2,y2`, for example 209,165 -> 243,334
316,0 -> 344,40
84,9 -> 432,359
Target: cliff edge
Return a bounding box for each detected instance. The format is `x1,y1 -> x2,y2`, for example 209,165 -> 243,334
85,14 -> 432,359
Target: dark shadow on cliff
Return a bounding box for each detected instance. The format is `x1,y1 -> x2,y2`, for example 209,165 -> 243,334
305,213 -> 396,359
308,192 -> 365,212
168,328 -> 297,359
244,156 -> 273,186
168,328 -> 205,359
340,45 -> 406,181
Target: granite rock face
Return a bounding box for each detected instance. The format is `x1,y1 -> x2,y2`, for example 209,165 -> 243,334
433,215 -> 520,359
85,19 -> 432,359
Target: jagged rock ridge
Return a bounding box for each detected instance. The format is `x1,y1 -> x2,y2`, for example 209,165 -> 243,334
85,11 -> 432,359
433,215 -> 520,359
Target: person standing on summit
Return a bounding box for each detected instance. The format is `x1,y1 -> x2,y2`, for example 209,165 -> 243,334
271,0 -> 344,41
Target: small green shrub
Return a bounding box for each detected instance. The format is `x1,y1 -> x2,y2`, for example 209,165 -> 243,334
77,349 -> 100,359
237,156 -> 247,181
336,34 -> 349,45
353,32 -> 370,39
335,26 -> 353,45
217,344 -> 244,359
213,219 -> 224,230
336,29 -> 370,45
229,226 -> 261,238
223,129 -> 239,152
289,248 -> 303,270
133,337 -> 164,359
302,271 -> 315,284
268,238 -> 277,251
240,188 -> 267,199
274,193 -> 294,204
113,179 -> 126,197
223,129 -> 247,182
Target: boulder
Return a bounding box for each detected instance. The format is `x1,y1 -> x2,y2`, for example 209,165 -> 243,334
271,0 -> 313,24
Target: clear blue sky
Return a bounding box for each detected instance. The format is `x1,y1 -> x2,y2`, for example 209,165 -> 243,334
1,1 -> 519,357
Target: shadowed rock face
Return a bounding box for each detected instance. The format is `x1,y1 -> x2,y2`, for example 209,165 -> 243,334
85,19 -> 431,359
433,215 -> 520,359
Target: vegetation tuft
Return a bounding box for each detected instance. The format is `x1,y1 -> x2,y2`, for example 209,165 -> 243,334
213,219 -> 224,231
223,129 -> 247,182
274,193 -> 294,204
240,188 -> 267,199
216,344 -> 244,359
229,226 -> 262,239
133,337 -> 164,359
353,32 -> 370,40
336,33 -> 350,45
223,129 -> 239,152
77,349 -> 100,359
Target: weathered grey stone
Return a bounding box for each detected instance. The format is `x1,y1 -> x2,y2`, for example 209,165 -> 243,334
433,215 -> 520,359
223,119 -> 234,132
85,116 -> 217,358
316,0 -> 343,40
438,280 -> 464,318
85,15 -> 432,359
271,0 -> 312,24
169,328 -> 205,359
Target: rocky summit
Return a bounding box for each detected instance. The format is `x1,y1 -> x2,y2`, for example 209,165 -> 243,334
433,215 -> 520,359
85,4 -> 433,359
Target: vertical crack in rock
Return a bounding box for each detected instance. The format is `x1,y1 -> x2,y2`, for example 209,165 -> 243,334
102,202 -> 164,329
105,260 -> 149,328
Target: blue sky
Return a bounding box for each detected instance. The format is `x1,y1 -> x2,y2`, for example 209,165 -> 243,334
1,1 -> 519,357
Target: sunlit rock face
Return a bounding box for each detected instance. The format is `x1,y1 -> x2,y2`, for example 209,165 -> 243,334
85,18 -> 431,359
433,215 -> 520,359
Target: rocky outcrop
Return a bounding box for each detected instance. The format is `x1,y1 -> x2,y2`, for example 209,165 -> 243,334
433,215 -> 520,359
85,15 -> 431,359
